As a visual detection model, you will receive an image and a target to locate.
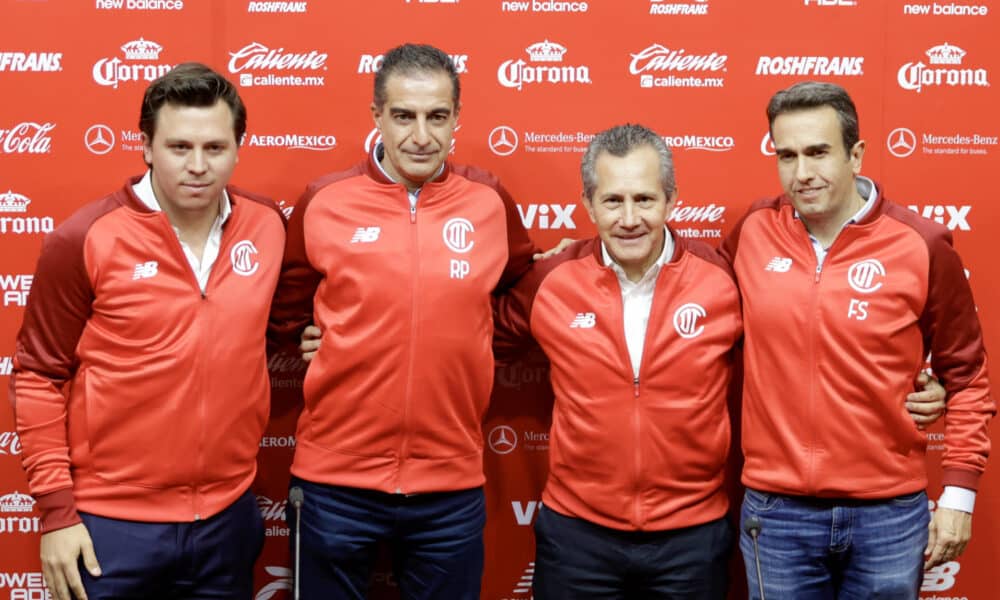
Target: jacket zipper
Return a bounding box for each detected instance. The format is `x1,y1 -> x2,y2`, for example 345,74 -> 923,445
398,193 -> 419,492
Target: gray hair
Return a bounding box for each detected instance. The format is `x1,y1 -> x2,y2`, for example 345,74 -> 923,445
766,81 -> 860,154
581,124 -> 674,200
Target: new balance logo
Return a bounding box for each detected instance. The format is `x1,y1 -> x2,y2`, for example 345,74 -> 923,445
350,227 -> 381,243
765,257 -> 792,272
132,261 -> 158,280
569,312 -> 596,328
512,562 -> 535,595
0,356 -> 12,376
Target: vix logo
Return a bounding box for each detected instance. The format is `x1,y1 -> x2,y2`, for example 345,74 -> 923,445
517,203 -> 577,229
569,312 -> 596,328
907,205 -> 971,231
512,500 -> 542,526
673,303 -> 706,339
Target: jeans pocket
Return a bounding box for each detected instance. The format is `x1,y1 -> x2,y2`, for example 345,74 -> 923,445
743,488 -> 782,513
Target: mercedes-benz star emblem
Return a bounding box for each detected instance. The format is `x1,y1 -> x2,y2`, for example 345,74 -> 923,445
85,124 -> 115,155
887,127 -> 916,158
488,425 -> 518,455
488,126 -> 518,157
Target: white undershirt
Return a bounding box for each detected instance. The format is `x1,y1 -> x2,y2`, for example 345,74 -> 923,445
601,227 -> 674,379
133,171 -> 230,293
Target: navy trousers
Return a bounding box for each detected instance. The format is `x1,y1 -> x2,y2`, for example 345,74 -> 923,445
80,489 -> 264,599
287,476 -> 485,600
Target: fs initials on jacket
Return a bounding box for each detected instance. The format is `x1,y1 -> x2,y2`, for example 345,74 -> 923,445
268,151 -> 538,495
494,234 -> 742,531
11,177 -> 286,532
721,184 -> 994,499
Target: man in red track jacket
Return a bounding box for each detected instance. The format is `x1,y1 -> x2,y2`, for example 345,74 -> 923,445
11,64 -> 284,600
268,44 -> 540,599
722,81 -> 994,599
493,124 -> 741,599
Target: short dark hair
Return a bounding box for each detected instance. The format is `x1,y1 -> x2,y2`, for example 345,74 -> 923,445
581,124 -> 675,200
766,81 -> 859,154
139,62 -> 246,144
373,44 -> 460,110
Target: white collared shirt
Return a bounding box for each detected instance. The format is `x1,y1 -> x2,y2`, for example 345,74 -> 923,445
601,227 -> 675,379
133,171 -> 230,293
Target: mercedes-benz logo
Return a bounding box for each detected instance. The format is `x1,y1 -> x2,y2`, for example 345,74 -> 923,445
488,126 -> 518,157
887,127 -> 916,158
84,124 -> 115,155
487,425 -> 517,455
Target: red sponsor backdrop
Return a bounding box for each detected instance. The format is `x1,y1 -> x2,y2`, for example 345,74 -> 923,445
0,1 -> 996,599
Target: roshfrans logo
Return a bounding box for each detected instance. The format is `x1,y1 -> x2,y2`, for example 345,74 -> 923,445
649,0 -> 709,16
498,40 -> 592,91
0,51 -> 62,72
755,56 -> 864,77
0,122 -> 54,154
358,52 -> 467,74
93,38 -> 173,89
247,0 -> 307,12
629,44 -> 727,89
898,42 -> 989,93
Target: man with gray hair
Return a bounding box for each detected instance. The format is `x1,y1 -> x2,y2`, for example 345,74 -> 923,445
494,123 -> 741,599
722,81 -> 993,598
269,43 -> 540,599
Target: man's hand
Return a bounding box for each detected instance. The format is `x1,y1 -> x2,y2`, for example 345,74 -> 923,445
40,523 -> 101,600
300,325 -> 322,363
532,238 -> 575,261
925,507 -> 972,570
907,372 -> 946,430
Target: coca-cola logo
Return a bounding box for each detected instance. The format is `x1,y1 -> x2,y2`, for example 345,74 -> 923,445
228,42 -> 328,73
0,122 -> 54,154
629,44 -> 728,74
0,432 -> 21,456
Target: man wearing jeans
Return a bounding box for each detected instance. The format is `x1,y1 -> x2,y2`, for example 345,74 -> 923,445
722,81 -> 994,598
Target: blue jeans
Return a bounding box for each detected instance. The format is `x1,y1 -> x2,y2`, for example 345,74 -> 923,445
533,506 -> 733,599
287,476 -> 485,600
79,490 -> 264,599
739,488 -> 930,600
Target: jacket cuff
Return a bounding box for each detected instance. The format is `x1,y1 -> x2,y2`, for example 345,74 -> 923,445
941,468 -> 981,492
35,488 -> 81,533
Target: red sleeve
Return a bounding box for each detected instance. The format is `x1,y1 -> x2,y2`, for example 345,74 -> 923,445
718,197 -> 779,268
917,223 -> 994,490
10,200 -> 114,531
450,164 -> 541,292
493,239 -> 595,364
266,181 -> 329,351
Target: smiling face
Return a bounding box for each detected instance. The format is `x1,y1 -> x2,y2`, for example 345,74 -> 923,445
142,100 -> 238,224
371,70 -> 458,192
585,145 -> 676,282
772,105 -> 865,232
